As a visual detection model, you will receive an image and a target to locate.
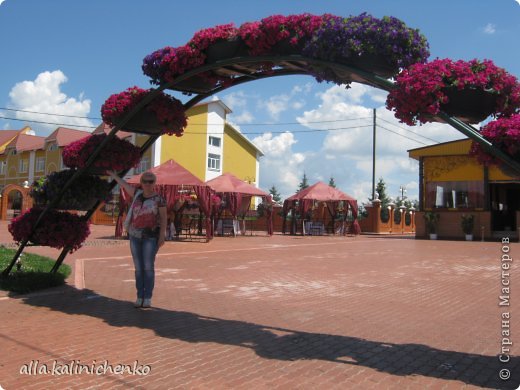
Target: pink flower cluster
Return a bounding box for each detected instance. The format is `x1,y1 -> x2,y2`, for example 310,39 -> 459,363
470,114 -> 520,165
62,133 -> 141,173
189,23 -> 238,51
142,14 -> 326,85
386,58 -> 520,126
238,14 -> 324,56
8,208 -> 91,253
101,86 -> 187,136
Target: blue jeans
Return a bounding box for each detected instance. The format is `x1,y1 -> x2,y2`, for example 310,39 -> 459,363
129,236 -> 158,299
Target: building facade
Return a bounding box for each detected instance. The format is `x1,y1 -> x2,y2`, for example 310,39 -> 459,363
409,139 -> 520,241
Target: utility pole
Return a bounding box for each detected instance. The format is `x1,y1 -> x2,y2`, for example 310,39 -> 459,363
372,108 -> 376,200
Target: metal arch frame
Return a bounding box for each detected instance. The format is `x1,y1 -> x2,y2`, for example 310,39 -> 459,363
2,54 -> 519,276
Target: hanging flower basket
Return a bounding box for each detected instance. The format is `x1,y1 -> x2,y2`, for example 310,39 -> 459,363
303,13 -> 430,83
386,59 -> 520,126
441,87 -> 499,124
30,169 -> 111,210
62,133 -> 141,174
205,37 -> 248,63
101,86 -> 187,136
8,208 -> 91,253
239,14 -> 324,56
469,114 -> 520,169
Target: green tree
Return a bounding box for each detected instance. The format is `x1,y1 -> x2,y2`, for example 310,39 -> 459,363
297,172 -> 309,192
328,176 -> 336,188
374,178 -> 390,207
268,185 -> 282,204
373,178 -> 391,222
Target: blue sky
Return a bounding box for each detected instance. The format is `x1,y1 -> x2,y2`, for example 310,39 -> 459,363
1,0 -> 519,202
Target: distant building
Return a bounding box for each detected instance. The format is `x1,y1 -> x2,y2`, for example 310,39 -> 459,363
409,138 -> 520,240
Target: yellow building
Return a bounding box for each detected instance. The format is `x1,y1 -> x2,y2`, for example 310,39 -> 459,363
409,139 -> 520,240
0,126 -> 91,219
142,98 -> 263,185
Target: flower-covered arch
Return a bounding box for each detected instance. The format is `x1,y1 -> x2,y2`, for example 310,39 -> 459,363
4,12 -> 520,276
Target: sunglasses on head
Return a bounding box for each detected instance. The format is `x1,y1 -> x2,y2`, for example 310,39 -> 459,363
141,179 -> 155,184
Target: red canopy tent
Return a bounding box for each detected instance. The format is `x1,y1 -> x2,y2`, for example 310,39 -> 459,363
115,159 -> 214,240
205,173 -> 273,235
282,181 -> 361,235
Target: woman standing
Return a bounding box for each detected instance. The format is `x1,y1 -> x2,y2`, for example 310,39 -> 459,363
109,170 -> 167,308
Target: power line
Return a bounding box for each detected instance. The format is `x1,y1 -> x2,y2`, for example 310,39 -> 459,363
1,114 -> 430,145
0,115 -> 373,135
0,107 -> 101,120
377,116 -> 442,144
377,124 -> 429,146
0,107 -> 372,126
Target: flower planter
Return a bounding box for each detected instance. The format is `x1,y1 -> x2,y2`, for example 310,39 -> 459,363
429,233 -> 438,240
441,88 -> 497,124
121,110 -> 176,136
62,134 -> 141,174
30,170 -> 111,210
271,38 -> 305,56
465,234 -> 473,241
35,198 -> 98,211
205,38 -> 248,63
8,208 -> 91,253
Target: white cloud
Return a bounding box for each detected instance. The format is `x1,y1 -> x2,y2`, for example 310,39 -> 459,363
0,0 -> 6,6
259,82 -> 312,120
7,70 -> 94,135
252,131 -> 308,197
483,23 -> 496,34
288,83 -> 463,202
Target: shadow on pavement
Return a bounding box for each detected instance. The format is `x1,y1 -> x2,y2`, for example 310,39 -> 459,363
17,286 -> 520,389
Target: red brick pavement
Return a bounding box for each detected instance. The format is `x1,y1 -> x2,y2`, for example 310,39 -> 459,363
0,222 -> 518,389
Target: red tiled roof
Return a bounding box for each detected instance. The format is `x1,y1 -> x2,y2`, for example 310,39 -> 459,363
5,134 -> 46,152
46,127 -> 91,146
93,122 -> 132,139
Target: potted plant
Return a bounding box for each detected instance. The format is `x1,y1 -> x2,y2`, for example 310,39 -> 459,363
386,58 -> 520,126
469,114 -> 520,169
461,214 -> 475,241
239,14 -> 324,56
101,86 -> 187,136
8,208 -> 91,253
30,170 -> 111,210
303,12 -> 430,84
423,211 -> 440,239
62,133 -> 141,174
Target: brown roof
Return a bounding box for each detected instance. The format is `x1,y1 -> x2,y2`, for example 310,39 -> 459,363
46,127 -> 91,146
93,122 -> 132,139
5,134 -> 46,152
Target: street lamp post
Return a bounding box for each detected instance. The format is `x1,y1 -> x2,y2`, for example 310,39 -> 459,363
399,185 -> 407,201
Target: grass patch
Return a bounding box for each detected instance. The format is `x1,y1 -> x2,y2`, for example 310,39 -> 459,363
0,247 -> 71,294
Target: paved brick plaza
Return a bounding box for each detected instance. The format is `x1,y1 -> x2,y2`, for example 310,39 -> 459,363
0,224 -> 518,389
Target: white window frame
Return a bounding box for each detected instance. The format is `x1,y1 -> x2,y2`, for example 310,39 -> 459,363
136,157 -> 150,174
19,159 -> 28,173
207,153 -> 221,171
48,143 -> 58,152
0,161 -> 6,175
36,157 -> 45,172
209,136 -> 221,148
